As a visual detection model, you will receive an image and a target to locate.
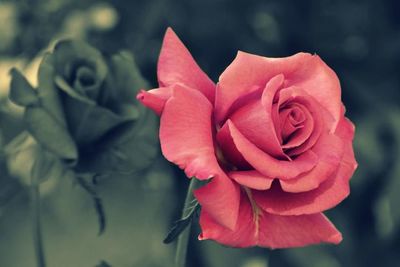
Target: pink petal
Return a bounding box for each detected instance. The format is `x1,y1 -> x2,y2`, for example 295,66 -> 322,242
216,122 -> 251,169
282,106 -> 318,150
194,175 -> 240,230
158,28 -> 215,102
280,133 -> 344,192
253,146 -> 353,215
229,170 -> 274,190
199,192 -> 342,248
335,107 -> 356,142
334,113 -> 358,172
257,212 -> 342,249
161,85 -> 240,229
278,87 -> 327,156
136,87 -> 172,115
229,75 -> 287,159
226,120 -> 318,179
215,52 -> 341,130
159,84 -> 218,180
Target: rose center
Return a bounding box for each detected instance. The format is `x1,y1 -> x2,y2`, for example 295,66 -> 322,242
279,104 -> 306,143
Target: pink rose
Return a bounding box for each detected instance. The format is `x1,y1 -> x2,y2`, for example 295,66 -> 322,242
137,28 -> 357,248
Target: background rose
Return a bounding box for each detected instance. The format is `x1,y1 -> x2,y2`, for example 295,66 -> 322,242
9,40 -> 158,174
138,28 -> 357,248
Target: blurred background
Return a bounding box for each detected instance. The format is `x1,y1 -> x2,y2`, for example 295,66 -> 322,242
0,0 -> 400,266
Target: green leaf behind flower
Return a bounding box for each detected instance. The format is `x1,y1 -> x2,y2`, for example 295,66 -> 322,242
163,200 -> 200,244
24,106 -> 78,161
37,53 -> 68,127
76,106 -> 158,174
55,75 -> 96,105
31,146 -> 70,185
9,68 -> 39,106
76,174 -> 106,235
61,95 -> 135,147
103,51 -> 149,105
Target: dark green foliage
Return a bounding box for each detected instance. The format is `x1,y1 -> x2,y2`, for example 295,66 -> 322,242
163,201 -> 200,244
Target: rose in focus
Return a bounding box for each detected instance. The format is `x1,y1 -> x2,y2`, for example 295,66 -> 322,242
9,40 -> 157,173
138,28 -> 357,248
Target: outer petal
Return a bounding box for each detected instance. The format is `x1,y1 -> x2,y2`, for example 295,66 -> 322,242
253,152 -> 353,216
158,28 -> 215,102
215,52 -> 341,129
199,192 -> 342,248
334,113 -> 358,173
136,87 -> 172,115
160,85 -> 240,229
194,175 -> 240,230
226,120 -> 318,179
160,85 -> 217,180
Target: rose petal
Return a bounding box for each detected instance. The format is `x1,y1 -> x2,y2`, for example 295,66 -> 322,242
280,133 -> 344,192
158,28 -> 215,102
278,87 -> 327,156
229,74 -> 287,158
229,170 -> 274,190
279,107 -> 303,141
136,87 -> 172,115
215,52 -> 341,129
281,104 -> 314,150
226,120 -> 318,179
334,112 -> 358,171
216,122 -> 250,169
194,175 -> 240,230
159,85 -> 219,180
198,192 -> 256,248
253,148 -> 353,215
199,191 -> 342,248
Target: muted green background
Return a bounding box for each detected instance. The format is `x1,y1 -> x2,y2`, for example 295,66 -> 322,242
1,0 -> 400,266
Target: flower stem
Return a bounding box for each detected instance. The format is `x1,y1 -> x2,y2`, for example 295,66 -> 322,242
31,175 -> 46,267
175,178 -> 199,267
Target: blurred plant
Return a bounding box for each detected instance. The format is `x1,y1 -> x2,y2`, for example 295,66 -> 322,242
6,39 -> 158,267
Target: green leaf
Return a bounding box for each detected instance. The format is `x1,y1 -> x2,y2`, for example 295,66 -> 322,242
62,95 -> 132,146
163,200 -> 200,244
9,68 -> 39,106
106,51 -> 149,103
31,146 -> 69,185
55,75 -> 95,105
24,106 -> 78,161
76,108 -> 158,174
76,174 -> 106,235
37,53 -> 67,127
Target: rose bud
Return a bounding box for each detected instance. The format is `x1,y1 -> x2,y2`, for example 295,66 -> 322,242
9,40 -> 157,175
137,28 -> 358,249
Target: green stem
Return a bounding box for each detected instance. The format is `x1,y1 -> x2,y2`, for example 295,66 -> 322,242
175,178 -> 199,267
31,175 -> 46,267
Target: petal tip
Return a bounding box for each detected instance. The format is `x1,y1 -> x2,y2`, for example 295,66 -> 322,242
136,89 -> 146,101
164,27 -> 179,43
328,231 -> 343,245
